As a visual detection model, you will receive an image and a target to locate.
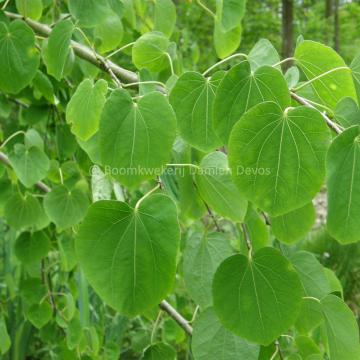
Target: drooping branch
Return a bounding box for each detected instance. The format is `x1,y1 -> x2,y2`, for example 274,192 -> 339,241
5,11 -> 138,84
290,92 -> 343,134
0,150 -> 193,336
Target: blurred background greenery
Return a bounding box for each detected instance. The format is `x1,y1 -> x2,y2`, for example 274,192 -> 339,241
176,0 -> 360,70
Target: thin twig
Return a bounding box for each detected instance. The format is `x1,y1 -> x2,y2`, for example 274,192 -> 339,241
290,92 -> 343,134
159,300 -> 193,336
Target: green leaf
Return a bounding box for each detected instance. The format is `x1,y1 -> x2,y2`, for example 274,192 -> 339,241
32,70 -> 55,104
169,71 -> 223,152
216,0 -> 246,32
66,79 -> 108,141
183,231 -> 234,308
212,247 -> 302,345
154,0 -> 176,38
327,126 -> 360,243
132,31 -> 170,73
270,203 -> 316,244
324,268 -> 343,297
75,193 -> 180,316
44,185 -> 89,229
334,97 -> 360,128
44,19 -> 74,81
285,66 -> 300,88
244,207 -> 269,251
68,0 -> 110,27
0,316 -> 11,355
15,0 -> 43,20
192,307 -> 259,360
213,20 -> 241,59
57,233 -> 77,272
99,90 -> 176,188
351,53 -> 360,103
27,302 -> 52,329
294,40 -> 357,109
15,231 -> 51,264
142,343 -> 176,360
228,102 -> 331,216
5,193 -> 47,230
0,20 -> 40,94
321,295 -> 360,360
8,144 -> 50,188
213,61 -> 291,143
295,297 -> 323,334
248,38 -> 281,71
194,152 -> 248,222
94,11 -> 123,53
290,251 -> 330,299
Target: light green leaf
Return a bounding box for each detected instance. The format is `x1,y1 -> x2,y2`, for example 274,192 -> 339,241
169,71 -> 223,152
194,152 -> 248,222
27,302 -> 52,329
270,203 -> 316,244
44,19 -> 74,81
132,31 -> 170,73
32,70 -> 55,104
8,144 -> 50,188
66,79 -> 108,141
213,247 -> 302,345
75,194 -> 180,316
183,231 -> 234,308
154,0 -> 176,38
216,0 -> 246,32
327,126 -> 360,243
24,129 -> 44,150
295,297 -> 323,334
94,11 -> 123,53
228,102 -> 331,216
15,231 -> 51,264
99,90 -> 176,188
213,61 -> 291,143
290,251 -> 330,299
324,268 -> 343,297
294,40 -> 357,109
5,193 -> 47,230
213,20 -> 241,59
334,97 -> 360,128
0,20 -> 40,94
285,66 -> 300,88
248,38 -> 281,71
44,185 -> 89,229
192,307 -> 259,360
58,233 -> 77,272
15,0 -> 43,20
142,343 -> 176,360
0,316 -> 11,355
244,207 -> 269,251
321,295 -> 360,360
68,0 -> 110,27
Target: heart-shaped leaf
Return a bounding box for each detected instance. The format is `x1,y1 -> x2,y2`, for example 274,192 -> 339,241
228,102 -> 331,216
213,247 -> 302,345
169,71 -> 223,152
0,20 -> 40,94
44,185 -> 89,229
75,193 -> 180,316
99,89 -> 176,187
15,231 -> 51,264
8,144 -> 50,188
66,79 -> 108,141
